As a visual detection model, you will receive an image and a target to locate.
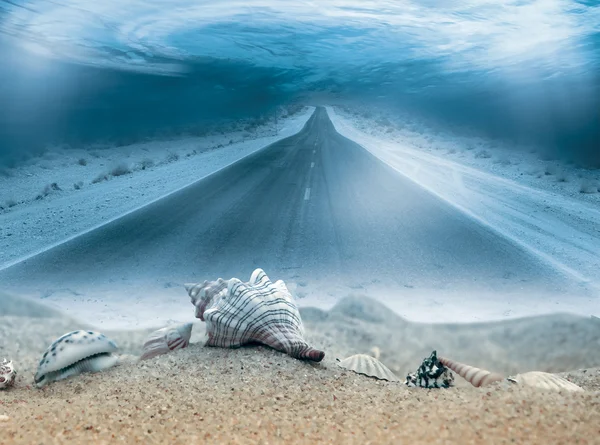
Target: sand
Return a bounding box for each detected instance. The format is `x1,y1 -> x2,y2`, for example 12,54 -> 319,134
1,293 -> 599,444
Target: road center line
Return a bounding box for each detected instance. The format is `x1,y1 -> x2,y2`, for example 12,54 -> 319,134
304,188 -> 311,201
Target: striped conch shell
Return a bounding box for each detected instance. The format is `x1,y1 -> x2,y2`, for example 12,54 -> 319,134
34,330 -> 119,388
438,356 -> 504,388
140,323 -> 193,360
185,268 -> 325,362
0,359 -> 17,390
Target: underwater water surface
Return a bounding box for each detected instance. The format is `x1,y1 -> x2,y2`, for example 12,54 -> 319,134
0,0 -> 599,166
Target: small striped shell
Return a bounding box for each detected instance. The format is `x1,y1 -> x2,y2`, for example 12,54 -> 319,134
0,359 -> 17,390
438,356 -> 504,388
140,323 -> 193,360
507,372 -> 584,392
185,279 -> 228,322
34,330 -> 119,387
337,354 -> 400,382
186,268 -> 325,362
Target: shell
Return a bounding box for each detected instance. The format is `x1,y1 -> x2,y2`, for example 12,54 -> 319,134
405,350 -> 454,388
186,279 -> 228,322
186,268 -> 325,362
438,356 -> 504,388
0,359 -> 17,390
337,354 -> 400,382
369,346 -> 381,360
140,323 -> 193,360
34,330 -> 119,387
507,371 -> 584,392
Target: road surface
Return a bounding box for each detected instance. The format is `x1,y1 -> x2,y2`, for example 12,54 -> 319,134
0,108 -> 589,321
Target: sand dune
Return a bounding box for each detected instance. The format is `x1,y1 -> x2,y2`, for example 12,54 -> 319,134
1,292 -> 599,444
302,296 -> 600,378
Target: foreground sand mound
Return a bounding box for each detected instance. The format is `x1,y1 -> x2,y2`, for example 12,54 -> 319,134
1,292 -> 599,444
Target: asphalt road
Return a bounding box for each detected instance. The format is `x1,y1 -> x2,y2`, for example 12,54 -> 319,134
0,108 -> 584,304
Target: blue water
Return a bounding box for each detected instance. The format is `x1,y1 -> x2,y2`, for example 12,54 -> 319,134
1,1 -> 599,166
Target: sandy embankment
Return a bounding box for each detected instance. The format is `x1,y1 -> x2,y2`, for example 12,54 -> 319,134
1,292 -> 599,444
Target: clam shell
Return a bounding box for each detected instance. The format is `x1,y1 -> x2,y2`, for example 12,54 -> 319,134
140,323 -> 193,360
35,330 -> 119,387
0,359 -> 17,390
338,354 -> 400,382
438,356 -> 503,388
186,268 -> 324,362
507,371 -> 584,392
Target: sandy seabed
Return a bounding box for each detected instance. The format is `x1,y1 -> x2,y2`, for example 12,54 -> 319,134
1,292 -> 599,444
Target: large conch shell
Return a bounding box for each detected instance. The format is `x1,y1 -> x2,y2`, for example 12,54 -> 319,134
34,330 -> 119,387
185,268 -> 325,362
439,356 -> 584,392
337,354 -> 400,382
140,323 -> 193,360
0,359 -> 17,389
438,356 -> 504,387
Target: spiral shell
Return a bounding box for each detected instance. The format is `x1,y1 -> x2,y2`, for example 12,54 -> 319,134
140,323 -> 193,360
405,350 -> 454,388
438,356 -> 504,388
0,359 -> 17,390
185,268 -> 325,362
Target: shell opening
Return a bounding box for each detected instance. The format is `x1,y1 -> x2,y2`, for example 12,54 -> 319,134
34,352 -> 114,388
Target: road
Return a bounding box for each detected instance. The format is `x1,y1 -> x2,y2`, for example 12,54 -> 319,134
0,107 -> 588,318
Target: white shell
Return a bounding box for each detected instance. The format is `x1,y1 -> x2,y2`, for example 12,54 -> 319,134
338,354 -> 400,382
140,323 -> 193,360
185,279 -> 228,321
0,359 -> 17,390
369,346 -> 381,360
438,356 -> 503,388
185,268 -> 325,361
35,330 -> 119,387
507,371 -> 584,392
